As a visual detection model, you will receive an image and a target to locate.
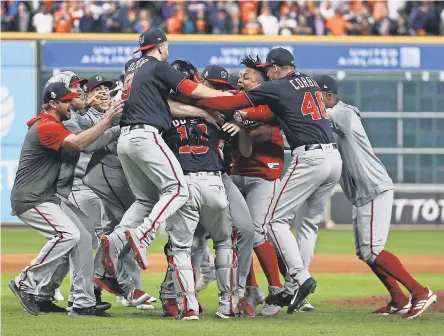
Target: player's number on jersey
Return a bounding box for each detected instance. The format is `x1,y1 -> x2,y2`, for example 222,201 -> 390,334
301,91 -> 329,120
177,124 -> 209,154
121,73 -> 134,100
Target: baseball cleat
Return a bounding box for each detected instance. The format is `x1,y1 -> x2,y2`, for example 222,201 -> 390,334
287,277 -> 317,314
121,297 -> 155,310
53,288 -> 65,301
100,236 -> 119,277
239,297 -> 255,317
178,310 -> 199,320
68,305 -> 111,317
260,288 -> 289,317
373,299 -> 411,315
295,299 -> 316,312
125,288 -> 152,307
66,301 -> 73,312
162,299 -> 180,318
94,277 -> 125,295
116,296 -> 123,303
245,286 -> 266,308
36,300 -> 66,313
215,311 -> 238,319
8,280 -> 39,316
125,229 -> 150,270
401,287 -> 437,320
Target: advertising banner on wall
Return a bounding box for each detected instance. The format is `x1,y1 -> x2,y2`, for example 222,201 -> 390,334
331,190 -> 444,225
42,40 -> 444,71
1,41 -> 37,223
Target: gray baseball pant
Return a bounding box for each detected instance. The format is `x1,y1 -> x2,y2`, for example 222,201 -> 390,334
116,126 -> 189,239
222,173 -> 254,298
69,180 -> 102,248
36,195 -> 96,304
14,201 -> 95,308
266,148 -> 342,291
83,163 -> 142,293
161,173 -> 238,315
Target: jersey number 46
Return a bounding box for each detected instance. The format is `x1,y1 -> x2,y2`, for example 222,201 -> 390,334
301,91 -> 329,120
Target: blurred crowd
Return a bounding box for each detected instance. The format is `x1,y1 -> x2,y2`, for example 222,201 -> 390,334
2,0 -> 444,36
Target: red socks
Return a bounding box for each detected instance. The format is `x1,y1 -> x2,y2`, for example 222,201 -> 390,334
373,250 -> 427,297
370,263 -> 409,305
254,241 -> 282,287
246,258 -> 259,287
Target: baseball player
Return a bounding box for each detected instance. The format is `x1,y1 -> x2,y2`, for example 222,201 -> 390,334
159,60 -> 253,320
314,75 -> 437,320
81,75 -> 153,310
229,55 -> 286,316
196,47 -> 342,314
9,82 -> 123,317
100,29 -> 232,279
197,65 -> 256,316
35,72 -> 120,312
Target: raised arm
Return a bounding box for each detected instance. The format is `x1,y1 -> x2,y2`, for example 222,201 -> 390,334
62,100 -> 123,151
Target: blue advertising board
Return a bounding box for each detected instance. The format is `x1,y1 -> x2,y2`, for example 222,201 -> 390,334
42,40 -> 444,71
1,41 -> 37,223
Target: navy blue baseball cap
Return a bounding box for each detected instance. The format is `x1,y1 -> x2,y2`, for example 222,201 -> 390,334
42,82 -> 79,104
313,75 -> 339,94
201,65 -> 235,89
257,47 -> 295,68
134,28 -> 168,54
83,75 -> 114,93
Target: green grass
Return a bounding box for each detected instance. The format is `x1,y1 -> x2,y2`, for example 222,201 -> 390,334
2,273 -> 443,336
2,228 -> 444,255
1,228 -> 443,336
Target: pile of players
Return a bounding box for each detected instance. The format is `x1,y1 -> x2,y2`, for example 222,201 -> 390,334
9,28 -> 436,320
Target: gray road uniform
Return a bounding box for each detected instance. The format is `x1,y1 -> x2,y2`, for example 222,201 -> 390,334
329,101 -> 394,264
37,110 -> 120,302
10,112 -> 96,309
82,108 -> 142,294
68,110 -> 103,242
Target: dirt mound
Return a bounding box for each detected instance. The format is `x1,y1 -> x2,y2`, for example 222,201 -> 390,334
327,291 -> 444,313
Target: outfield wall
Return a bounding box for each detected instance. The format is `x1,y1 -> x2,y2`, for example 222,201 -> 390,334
1,33 -> 443,227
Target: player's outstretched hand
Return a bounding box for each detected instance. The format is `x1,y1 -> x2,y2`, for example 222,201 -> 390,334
222,122 -> 243,136
203,110 -> 224,130
102,99 -> 125,125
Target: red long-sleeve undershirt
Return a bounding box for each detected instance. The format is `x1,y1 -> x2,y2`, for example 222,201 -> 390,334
196,92 -> 253,111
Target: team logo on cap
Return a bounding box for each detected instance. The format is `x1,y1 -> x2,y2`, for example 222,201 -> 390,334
203,71 -> 208,78
50,92 -> 57,99
139,35 -> 144,45
95,75 -> 103,81
324,85 -> 328,89
221,71 -> 228,79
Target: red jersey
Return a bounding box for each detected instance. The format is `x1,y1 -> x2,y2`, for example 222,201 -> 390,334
230,105 -> 284,181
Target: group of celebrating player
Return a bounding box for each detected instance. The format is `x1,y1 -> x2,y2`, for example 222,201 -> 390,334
9,28 -> 437,320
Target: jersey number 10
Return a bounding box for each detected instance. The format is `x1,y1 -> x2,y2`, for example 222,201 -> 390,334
301,91 -> 329,120
177,124 -> 209,154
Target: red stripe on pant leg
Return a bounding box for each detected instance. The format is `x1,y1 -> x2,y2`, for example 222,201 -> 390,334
71,192 -> 80,208
169,256 -> 188,313
141,133 -> 181,240
19,206 -> 63,290
370,200 -> 376,256
268,157 -> 299,284
261,179 -> 277,236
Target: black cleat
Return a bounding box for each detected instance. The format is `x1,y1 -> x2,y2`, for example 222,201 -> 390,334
36,300 -> 67,313
94,287 -> 111,309
68,305 -> 111,317
8,280 -> 39,316
287,277 -> 317,314
264,290 -> 292,307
